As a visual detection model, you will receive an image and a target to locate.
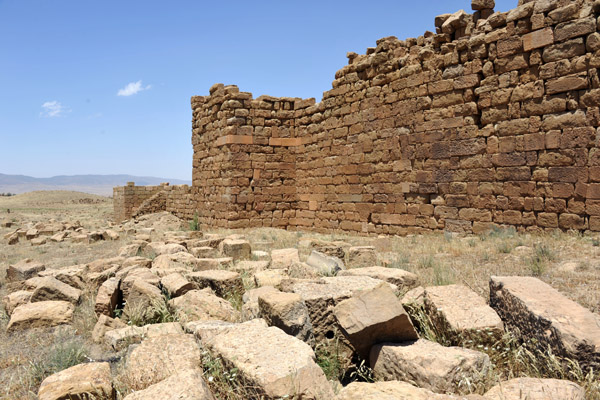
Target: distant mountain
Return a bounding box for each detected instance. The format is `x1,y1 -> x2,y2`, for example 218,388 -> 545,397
0,174 -> 192,197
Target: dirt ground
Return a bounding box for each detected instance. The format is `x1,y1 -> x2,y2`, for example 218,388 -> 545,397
0,191 -> 599,399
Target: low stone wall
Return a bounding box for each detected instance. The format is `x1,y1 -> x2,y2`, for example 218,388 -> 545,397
114,183 -> 194,222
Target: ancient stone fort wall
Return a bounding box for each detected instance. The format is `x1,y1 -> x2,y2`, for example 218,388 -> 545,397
115,0 -> 600,235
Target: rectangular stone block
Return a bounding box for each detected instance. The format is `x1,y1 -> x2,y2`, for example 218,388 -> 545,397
522,27 -> 554,51
490,276 -> 600,371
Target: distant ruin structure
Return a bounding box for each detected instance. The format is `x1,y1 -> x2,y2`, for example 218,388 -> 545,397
115,0 -> 600,234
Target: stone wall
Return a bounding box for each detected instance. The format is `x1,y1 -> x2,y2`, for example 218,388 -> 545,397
113,183 -> 195,222
119,0 -> 600,235
113,183 -> 166,222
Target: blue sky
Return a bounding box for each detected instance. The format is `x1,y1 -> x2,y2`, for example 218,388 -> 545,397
0,0 -> 516,181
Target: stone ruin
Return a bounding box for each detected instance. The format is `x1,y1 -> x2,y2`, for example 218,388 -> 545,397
116,0 -> 600,235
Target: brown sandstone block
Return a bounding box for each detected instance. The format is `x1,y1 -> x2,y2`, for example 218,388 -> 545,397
522,27 -> 554,51
537,212 -> 558,228
558,213 -> 587,230
554,17 -> 596,43
546,73 -> 588,95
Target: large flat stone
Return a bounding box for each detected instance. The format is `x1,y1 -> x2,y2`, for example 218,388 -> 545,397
126,333 -> 201,390
104,322 -> 183,350
218,238 -> 251,261
7,259 -> 45,282
7,300 -> 74,331
338,266 -> 419,292
370,339 -> 491,395
186,269 -> 243,297
123,368 -> 215,400
2,290 -> 32,315
204,320 -> 334,399
490,276 -> 600,371
168,289 -> 239,323
337,380 -> 485,399
30,276 -> 81,304
38,362 -> 114,400
270,248 -> 300,269
424,284 -> 503,345
484,377 -> 585,400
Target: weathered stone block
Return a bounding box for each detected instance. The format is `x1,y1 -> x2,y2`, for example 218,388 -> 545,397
490,276 -> 600,371
334,283 -> 418,360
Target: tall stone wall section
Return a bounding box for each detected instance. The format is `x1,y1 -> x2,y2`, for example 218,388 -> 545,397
117,0 -> 600,235
189,0 -> 600,235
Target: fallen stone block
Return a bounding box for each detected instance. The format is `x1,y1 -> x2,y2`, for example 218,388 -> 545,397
370,339 -> 491,395
7,259 -> 45,282
190,246 -> 218,258
348,246 -> 378,268
123,279 -> 164,322
338,266 -> 419,292
88,256 -> 125,273
50,231 -> 67,242
38,264 -> 86,290
258,290 -> 315,345
185,319 -> 240,344
25,228 -> 39,240
334,283 -> 418,360
161,272 -> 195,297
490,276 -> 600,371
92,314 -> 127,343
168,289 -> 239,323
218,238 -> 251,261
151,252 -> 201,273
7,233 -> 18,245
187,269 -> 243,297
126,333 -> 201,390
194,257 -> 233,270
252,250 -> 270,261
7,300 -> 74,331
337,380 -> 484,399
254,269 -> 287,287
424,284 -> 504,345
30,276 -> 82,304
233,260 -> 270,274
95,276 -> 121,317
120,268 -> 160,299
147,242 -> 187,256
30,237 -> 47,246
102,229 -> 120,240
484,377 -> 584,400
204,320 -> 334,399
306,250 -> 345,275
2,290 -> 32,315
283,276 -> 396,342
241,286 -> 279,320
38,362 -> 114,400
106,320 -> 182,347
270,248 -> 300,269
123,368 -> 215,400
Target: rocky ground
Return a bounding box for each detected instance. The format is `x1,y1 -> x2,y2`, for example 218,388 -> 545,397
0,191 -> 599,399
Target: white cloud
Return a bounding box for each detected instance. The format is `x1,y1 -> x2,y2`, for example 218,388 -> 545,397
40,101 -> 70,117
117,80 -> 152,97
